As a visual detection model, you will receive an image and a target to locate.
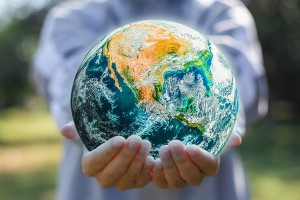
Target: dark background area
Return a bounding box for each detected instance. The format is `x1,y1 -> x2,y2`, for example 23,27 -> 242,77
249,0 -> 300,122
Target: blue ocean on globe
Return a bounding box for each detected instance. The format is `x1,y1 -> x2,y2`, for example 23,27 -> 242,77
71,20 -> 239,157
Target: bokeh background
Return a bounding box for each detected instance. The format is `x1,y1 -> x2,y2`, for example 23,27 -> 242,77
0,0 -> 299,199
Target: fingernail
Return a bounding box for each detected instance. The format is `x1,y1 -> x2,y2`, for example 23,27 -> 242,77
228,133 -> 242,147
139,140 -> 151,155
169,142 -> 181,156
155,158 -> 162,169
112,137 -> 125,148
159,145 -> 170,160
200,148 -> 214,158
145,155 -> 154,166
128,138 -> 141,150
186,144 -> 197,155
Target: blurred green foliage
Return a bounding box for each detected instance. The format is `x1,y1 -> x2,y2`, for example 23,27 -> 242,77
248,0 -> 300,120
0,0 -> 60,110
240,122 -> 300,199
0,166 -> 57,200
0,107 -> 60,200
0,11 -> 45,109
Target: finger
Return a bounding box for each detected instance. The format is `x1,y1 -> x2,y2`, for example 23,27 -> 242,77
134,155 -> 154,188
60,121 -> 79,140
116,140 -> 151,190
82,136 -> 125,176
98,135 -> 142,188
227,132 -> 242,147
159,145 -> 186,189
168,140 -> 203,186
186,145 -> 220,176
152,158 -> 168,188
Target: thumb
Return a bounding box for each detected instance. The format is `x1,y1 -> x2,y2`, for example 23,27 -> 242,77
60,121 -> 79,141
227,132 -> 242,147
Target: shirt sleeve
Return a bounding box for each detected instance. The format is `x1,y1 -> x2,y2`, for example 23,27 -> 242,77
197,0 -> 268,127
32,1 -> 113,128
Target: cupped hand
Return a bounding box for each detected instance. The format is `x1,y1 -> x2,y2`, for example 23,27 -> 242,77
61,122 -> 241,190
152,132 -> 242,189
60,122 -> 155,190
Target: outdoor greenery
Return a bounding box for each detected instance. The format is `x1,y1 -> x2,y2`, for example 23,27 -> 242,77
240,122 -> 300,200
248,0 -> 300,120
0,105 -> 60,200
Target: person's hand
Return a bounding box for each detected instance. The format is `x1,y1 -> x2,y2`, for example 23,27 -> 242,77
61,122 -> 155,190
61,122 -> 241,190
151,132 -> 242,189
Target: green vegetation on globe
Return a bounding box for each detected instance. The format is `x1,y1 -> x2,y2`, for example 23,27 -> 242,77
71,20 -> 239,157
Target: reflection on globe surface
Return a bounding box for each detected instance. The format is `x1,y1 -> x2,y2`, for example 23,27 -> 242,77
71,20 -> 238,157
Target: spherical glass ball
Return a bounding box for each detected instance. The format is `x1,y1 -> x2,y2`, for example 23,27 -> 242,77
71,20 -> 239,157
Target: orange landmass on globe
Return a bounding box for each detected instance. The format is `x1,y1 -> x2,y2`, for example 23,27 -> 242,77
103,23 -> 191,104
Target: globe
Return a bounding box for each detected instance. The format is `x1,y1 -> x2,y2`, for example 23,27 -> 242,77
71,20 -> 239,157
